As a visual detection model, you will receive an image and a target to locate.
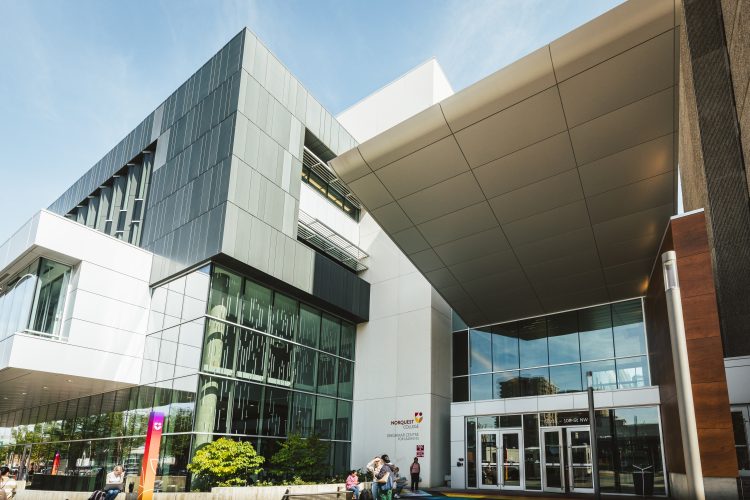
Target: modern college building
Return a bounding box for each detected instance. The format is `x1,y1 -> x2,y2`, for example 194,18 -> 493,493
1,0 -> 749,497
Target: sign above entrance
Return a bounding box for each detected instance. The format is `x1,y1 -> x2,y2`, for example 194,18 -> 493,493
416,444 -> 424,457
540,411 -> 589,427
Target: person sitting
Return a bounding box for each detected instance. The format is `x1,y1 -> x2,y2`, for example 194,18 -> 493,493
0,466 -> 16,499
103,465 -> 125,500
345,469 -> 360,499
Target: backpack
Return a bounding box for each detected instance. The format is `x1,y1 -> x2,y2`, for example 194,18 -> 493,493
88,490 -> 106,500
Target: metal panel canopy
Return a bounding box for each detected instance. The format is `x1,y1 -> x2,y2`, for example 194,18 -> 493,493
330,0 -> 680,326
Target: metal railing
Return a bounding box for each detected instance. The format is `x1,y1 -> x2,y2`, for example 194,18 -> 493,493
297,211 -> 368,272
302,147 -> 362,211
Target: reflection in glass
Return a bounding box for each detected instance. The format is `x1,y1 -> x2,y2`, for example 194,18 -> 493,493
549,364 -> 583,393
501,432 -> 521,487
582,360 -> 617,390
201,322 -> 236,376
291,392 -> 316,437
547,312 -> 579,364
492,325 -> 519,371
298,304 -> 320,348
208,267 -> 241,322
453,331 -> 469,376
336,400 -> 352,440
480,433 -> 498,486
613,300 -> 647,357
317,354 -> 338,396
30,259 -> 71,335
267,338 -> 292,386
579,305 -> 614,361
338,360 -> 353,399
520,367 -> 551,396
469,329 -> 492,374
235,329 -> 265,381
270,293 -> 297,340
467,418 -> 477,487
340,322 -> 355,360
294,346 -> 317,392
518,318 -> 547,368
230,382 -> 262,435
315,396 -> 336,439
320,314 -> 341,355
616,356 -> 649,389
470,374 -> 493,401
493,371 -> 520,399
523,414 -> 541,490
241,281 -> 271,332
263,388 -> 289,437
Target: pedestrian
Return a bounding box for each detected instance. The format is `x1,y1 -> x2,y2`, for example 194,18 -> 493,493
366,457 -> 383,500
410,458 -> 421,492
0,466 -> 16,499
346,469 -> 360,499
103,465 -> 125,500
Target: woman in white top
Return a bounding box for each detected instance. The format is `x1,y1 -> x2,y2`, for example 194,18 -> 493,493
104,465 -> 125,500
0,466 -> 17,499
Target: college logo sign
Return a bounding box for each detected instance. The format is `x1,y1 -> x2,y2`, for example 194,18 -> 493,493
415,412 -> 423,423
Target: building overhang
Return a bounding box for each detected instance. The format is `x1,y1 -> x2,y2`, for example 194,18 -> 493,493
331,0 -> 680,326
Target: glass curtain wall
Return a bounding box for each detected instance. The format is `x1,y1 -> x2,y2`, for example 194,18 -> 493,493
453,299 -> 649,402
196,265 -> 355,474
0,258 -> 71,340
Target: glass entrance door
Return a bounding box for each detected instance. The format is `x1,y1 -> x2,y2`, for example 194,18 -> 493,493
499,431 -> 523,490
567,427 -> 594,493
479,431 -> 499,488
542,428 -> 564,492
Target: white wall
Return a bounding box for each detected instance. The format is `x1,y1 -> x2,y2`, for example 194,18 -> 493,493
299,184 -> 360,244
725,356 -> 750,404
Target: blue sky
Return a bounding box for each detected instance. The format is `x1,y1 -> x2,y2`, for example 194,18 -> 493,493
0,0 -> 624,241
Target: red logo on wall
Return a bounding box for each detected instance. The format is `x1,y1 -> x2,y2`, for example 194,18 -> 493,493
414,412 -> 423,423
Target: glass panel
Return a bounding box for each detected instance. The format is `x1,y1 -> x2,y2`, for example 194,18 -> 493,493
230,381 -> 262,435
290,392 -> 316,437
453,377 -> 469,403
315,396 -> 336,439
470,374 -> 493,401
579,305 -> 614,361
266,338 -> 292,386
492,325 -> 519,371
207,267 -> 241,322
298,304 -> 320,348
316,353 -> 338,396
201,321 -> 236,376
612,299 -> 646,357
335,399 -> 352,440
241,280 -> 271,332
501,433 -> 521,487
320,314 -> 340,355
493,371 -> 520,399
480,433 -> 498,486
547,312 -> 580,364
340,322 -> 355,360
582,359 -> 617,390
338,360 -> 354,399
523,414 -> 541,490
543,431 -> 562,489
453,331 -> 469,376
469,329 -> 492,374
29,259 -> 70,335
520,367 -> 551,396
169,389 -> 194,434
262,388 -> 289,437
499,415 -> 522,428
549,364 -> 583,393
235,329 -> 265,382
270,293 -> 297,340
467,418 -> 477,488
616,356 -> 650,388
518,318 -> 547,368
294,346 -> 317,392
732,411 -> 748,445
477,416 -> 499,429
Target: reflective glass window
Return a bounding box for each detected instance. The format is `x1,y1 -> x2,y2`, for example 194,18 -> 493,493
320,314 -> 341,355
230,381 -> 262,436
613,300 -> 647,357
493,371 -> 520,399
315,396 -> 336,439
29,258 -> 70,335
549,363 -> 583,393
520,367 -> 551,396
453,377 -> 469,403
270,293 -> 297,340
207,267 -> 241,322
263,387 -> 290,437
201,321 -> 236,376
336,400 -> 352,440
579,305 -> 614,361
469,374 -> 492,401
523,414 -> 541,490
518,318 -> 547,368
266,338 -> 292,386
582,359 -> 617,390
235,329 -> 265,382
293,346 -> 317,392
469,329 -> 492,374
492,325 -> 519,371
316,354 -> 338,396
241,280 -> 271,332
453,331 -> 469,376
616,356 -> 650,388
340,322 -> 355,360
298,304 -> 320,348
547,312 -> 580,364
338,360 -> 354,399
169,389 -> 195,434
466,418 -> 477,487
290,392 -> 316,437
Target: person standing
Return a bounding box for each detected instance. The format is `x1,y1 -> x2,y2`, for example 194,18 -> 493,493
410,458 -> 421,492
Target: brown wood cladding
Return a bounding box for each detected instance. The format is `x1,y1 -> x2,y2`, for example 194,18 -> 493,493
645,212 -> 737,478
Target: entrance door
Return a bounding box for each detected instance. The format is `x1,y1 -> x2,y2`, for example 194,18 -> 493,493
567,427 -> 594,493
499,431 -> 523,490
542,428 -> 564,492
478,431 -> 499,488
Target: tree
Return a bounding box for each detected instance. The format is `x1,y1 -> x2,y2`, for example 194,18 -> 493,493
187,438 -> 264,491
270,434 -> 330,482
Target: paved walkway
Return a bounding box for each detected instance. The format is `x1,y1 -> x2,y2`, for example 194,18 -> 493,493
406,488 -> 664,500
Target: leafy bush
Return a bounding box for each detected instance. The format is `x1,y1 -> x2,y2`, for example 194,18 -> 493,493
187,438 -> 264,490
269,433 -> 330,482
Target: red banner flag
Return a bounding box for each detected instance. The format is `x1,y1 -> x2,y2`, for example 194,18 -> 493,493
138,411 -> 164,500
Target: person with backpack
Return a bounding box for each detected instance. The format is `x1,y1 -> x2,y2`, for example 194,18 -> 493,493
410,458 -> 421,492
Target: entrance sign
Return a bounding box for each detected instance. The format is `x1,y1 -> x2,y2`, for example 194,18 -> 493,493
540,411 -> 589,427
138,411 -> 165,500
416,444 -> 424,457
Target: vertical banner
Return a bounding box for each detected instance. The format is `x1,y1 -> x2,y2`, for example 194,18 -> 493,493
51,450 -> 60,475
138,411 -> 165,500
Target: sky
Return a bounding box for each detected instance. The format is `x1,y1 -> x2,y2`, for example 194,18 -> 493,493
0,0 -> 625,241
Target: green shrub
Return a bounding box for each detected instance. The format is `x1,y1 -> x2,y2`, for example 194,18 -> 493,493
187,437 -> 264,490
269,433 -> 330,482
